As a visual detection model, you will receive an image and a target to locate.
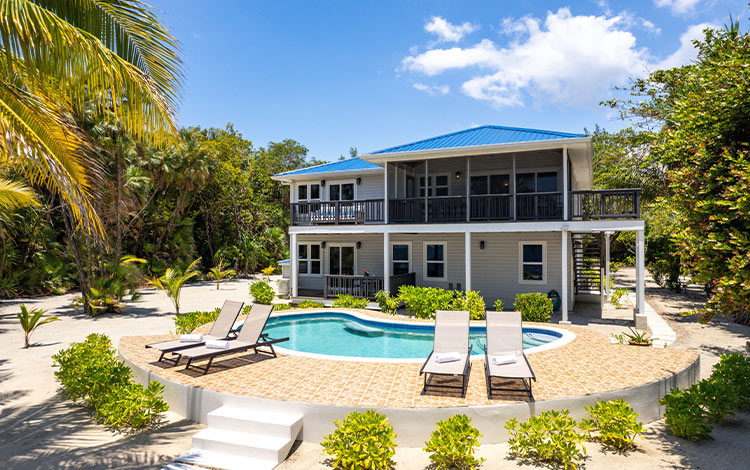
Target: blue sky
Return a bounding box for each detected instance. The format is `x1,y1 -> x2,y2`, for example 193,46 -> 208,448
152,0 -> 745,161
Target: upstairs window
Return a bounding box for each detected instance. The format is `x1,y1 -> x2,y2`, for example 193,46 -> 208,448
471,174 -> 510,195
419,174 -> 450,197
329,182 -> 355,201
297,183 -> 320,201
515,172 -> 557,193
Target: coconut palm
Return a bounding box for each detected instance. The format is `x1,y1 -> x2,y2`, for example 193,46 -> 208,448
0,0 -> 183,234
16,303 -> 59,348
207,259 -> 236,290
145,258 -> 201,315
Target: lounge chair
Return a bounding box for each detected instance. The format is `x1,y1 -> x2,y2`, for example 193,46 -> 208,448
145,300 -> 244,365
484,311 -> 536,400
179,303 -> 289,375
419,310 -> 472,397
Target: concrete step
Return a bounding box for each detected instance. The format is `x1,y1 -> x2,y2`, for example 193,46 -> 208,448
207,405 -> 303,439
192,427 -> 291,463
176,448 -> 277,470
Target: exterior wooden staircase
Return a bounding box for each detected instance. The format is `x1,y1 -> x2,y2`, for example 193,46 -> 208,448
572,233 -> 603,294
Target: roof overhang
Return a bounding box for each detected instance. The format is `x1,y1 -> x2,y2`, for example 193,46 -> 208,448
271,167 -> 383,184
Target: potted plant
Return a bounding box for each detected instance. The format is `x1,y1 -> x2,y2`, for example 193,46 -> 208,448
611,327 -> 655,347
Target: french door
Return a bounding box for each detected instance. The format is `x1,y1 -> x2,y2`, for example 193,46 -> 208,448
328,244 -> 355,275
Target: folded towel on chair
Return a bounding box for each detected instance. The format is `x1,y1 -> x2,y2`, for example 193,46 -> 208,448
434,352 -> 461,363
180,334 -> 203,343
491,354 -> 517,366
205,339 -> 230,349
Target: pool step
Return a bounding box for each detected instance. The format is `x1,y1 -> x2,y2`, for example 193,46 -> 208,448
175,405 -> 303,470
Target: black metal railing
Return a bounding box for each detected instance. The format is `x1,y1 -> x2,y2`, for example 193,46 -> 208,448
516,193 -> 564,220
323,272 -> 415,299
389,198 -> 425,223
290,199 -> 384,225
469,194 -> 512,221
428,197 -> 466,222
569,189 -> 641,219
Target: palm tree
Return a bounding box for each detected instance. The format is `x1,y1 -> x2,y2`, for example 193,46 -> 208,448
16,304 -> 59,348
207,259 -> 236,290
0,0 -> 183,234
145,258 -> 201,315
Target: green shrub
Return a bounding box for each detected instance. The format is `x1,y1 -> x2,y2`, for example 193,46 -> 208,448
250,280 -> 275,304
451,291 -> 486,320
513,293 -> 552,322
374,290 -> 399,315
51,334 -> 168,431
174,308 -> 221,334
694,377 -> 740,422
321,410 -> 397,470
397,285 -> 454,319
579,400 -> 645,450
424,414 -> 485,469
493,299 -> 504,312
271,303 -> 293,311
505,410 -> 587,470
297,300 -> 325,309
710,353 -> 750,408
660,386 -> 713,441
332,294 -> 369,309
609,288 -> 628,308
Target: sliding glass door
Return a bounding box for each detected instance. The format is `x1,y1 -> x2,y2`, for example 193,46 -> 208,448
328,245 -> 355,275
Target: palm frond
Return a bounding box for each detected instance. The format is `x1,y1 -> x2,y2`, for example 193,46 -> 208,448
0,177 -> 38,208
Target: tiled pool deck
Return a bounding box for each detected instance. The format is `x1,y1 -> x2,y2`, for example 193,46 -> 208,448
119,309 -> 698,408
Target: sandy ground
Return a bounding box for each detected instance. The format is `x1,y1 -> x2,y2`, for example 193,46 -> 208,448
0,278 -> 267,470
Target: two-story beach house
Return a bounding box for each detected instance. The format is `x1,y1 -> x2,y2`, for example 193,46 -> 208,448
272,125 -> 646,323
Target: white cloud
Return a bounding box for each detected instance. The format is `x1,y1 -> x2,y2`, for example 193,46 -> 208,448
425,16 -> 478,43
654,0 -> 700,15
402,8 -> 707,109
659,22 -> 714,68
413,82 -> 450,96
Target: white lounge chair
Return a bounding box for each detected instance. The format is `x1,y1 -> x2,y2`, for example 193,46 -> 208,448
484,311 -> 536,400
419,310 -> 472,397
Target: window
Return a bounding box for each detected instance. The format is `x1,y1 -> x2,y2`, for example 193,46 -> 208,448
298,243 -> 321,276
296,183 -> 320,201
329,182 -> 355,201
419,174 -> 449,197
391,242 -> 411,275
519,241 -> 546,284
297,184 -> 307,201
471,174 -> 510,195
310,183 -> 320,200
515,172 -> 558,193
423,242 -> 447,281
329,244 -> 355,275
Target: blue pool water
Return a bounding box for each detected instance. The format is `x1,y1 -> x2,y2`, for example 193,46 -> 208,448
257,312 -> 562,359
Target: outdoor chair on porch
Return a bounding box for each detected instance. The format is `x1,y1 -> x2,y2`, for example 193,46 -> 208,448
484,311 -> 536,400
145,300 -> 244,365
419,310 -> 472,398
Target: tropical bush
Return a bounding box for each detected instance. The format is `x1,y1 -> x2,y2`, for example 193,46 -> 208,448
271,303 -> 294,311
397,285 -> 454,319
710,353 -> 750,408
609,288 -> 628,308
321,410 -> 397,470
207,259 -> 236,289
505,410 -> 587,470
250,280 -> 275,305
451,291 -> 486,320
694,377 -> 740,422
332,294 -> 369,309
15,304 -> 59,348
660,386 -> 713,441
297,300 -> 325,309
145,258 -> 201,314
424,414 -> 485,469
52,334 -> 168,431
374,290 -> 399,315
580,400 -> 645,450
261,265 -> 276,281
513,293 -> 552,322
174,308 -> 221,334
493,299 -> 504,312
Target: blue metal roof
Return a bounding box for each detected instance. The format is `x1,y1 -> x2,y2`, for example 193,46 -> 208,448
274,157 -> 381,177
368,125 -> 586,155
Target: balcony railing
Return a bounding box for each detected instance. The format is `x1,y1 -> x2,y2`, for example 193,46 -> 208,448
323,272 -> 415,299
516,193 -> 564,220
570,189 -> 641,219
290,199 -> 384,225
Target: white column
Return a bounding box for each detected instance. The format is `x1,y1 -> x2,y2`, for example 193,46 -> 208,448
465,157 -> 470,222
604,231 -> 612,296
465,231 -> 471,292
424,160 -> 429,223
383,231 -> 390,293
290,232 -> 298,298
562,147 -> 569,220
384,162 -> 389,223
636,229 -> 645,319
561,228 -> 569,323
512,154 -> 517,221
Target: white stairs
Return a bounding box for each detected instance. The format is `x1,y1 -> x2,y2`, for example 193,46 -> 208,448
175,405 -> 303,470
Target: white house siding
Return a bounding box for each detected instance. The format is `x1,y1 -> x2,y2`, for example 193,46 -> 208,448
390,233 -> 466,291
470,231 -> 563,309
296,234 -> 383,292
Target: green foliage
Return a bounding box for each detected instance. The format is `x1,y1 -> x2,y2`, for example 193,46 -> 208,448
710,353 -> 750,408
207,258 -> 236,290
397,285 -> 454,319
579,400 -> 645,450
271,303 -> 293,311
450,291 -> 486,320
52,334 -> 167,431
423,414 -> 485,470
297,300 -> 325,309
250,280 -> 275,305
374,290 -> 399,315
332,294 -> 370,309
505,410 -> 587,470
493,299 -> 504,312
513,293 -> 552,323
145,258 -> 201,314
15,304 -> 59,348
609,288 -> 628,308
694,377 -> 740,422
660,386 -> 713,441
174,308 -> 221,334
321,410 -> 397,470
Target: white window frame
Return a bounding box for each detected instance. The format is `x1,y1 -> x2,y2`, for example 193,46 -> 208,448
518,241 -> 547,285
326,180 -> 357,201
295,182 -> 321,202
423,241 -> 448,281
419,173 -> 450,197
327,243 -> 358,275
390,241 -> 412,275
298,242 -> 322,277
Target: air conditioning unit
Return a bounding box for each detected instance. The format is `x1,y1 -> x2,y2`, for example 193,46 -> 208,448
278,279 -> 290,296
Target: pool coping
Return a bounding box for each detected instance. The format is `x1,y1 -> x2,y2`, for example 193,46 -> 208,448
257,309 -> 576,363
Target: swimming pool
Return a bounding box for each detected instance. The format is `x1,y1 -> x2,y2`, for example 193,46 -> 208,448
252,311 -> 572,362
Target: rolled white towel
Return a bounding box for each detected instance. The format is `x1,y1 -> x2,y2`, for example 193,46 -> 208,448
205,339 -> 231,350
180,334 -> 203,343
434,352 -> 461,363
491,354 -> 517,366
